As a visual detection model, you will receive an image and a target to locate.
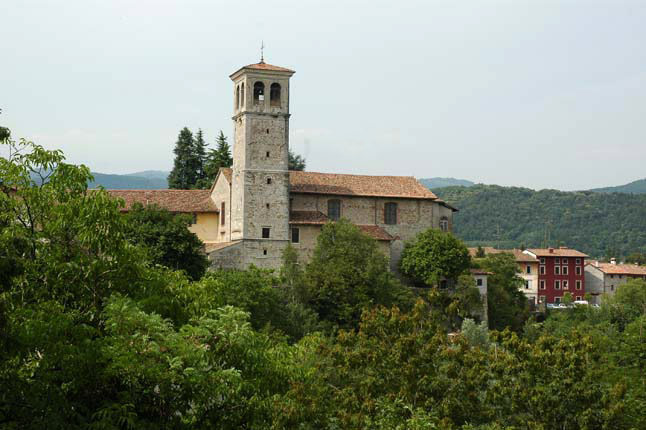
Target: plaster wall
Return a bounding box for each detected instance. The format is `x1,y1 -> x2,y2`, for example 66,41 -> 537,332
188,212 -> 219,243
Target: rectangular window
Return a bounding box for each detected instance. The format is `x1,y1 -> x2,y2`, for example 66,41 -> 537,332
525,280 -> 530,290
327,199 -> 341,221
576,266 -> 581,275
563,257 -> 568,264
384,202 -> 398,225
555,257 -> 561,264
476,278 -> 483,287
540,257 -> 546,264
576,296 -> 582,301
221,202 -> 225,226
555,280 -> 561,290
576,280 -> 582,290
576,258 -> 581,265
554,265 -> 560,275
563,265 -> 568,275
555,296 -> 562,304
291,227 -> 300,244
563,280 -> 569,290
540,280 -> 546,290
261,227 -> 270,239
526,265 -> 531,274
540,265 -> 546,275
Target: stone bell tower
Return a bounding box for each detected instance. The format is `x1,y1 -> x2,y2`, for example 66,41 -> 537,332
228,58 -> 295,266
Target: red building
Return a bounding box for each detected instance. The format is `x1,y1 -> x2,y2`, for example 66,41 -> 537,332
524,247 -> 588,304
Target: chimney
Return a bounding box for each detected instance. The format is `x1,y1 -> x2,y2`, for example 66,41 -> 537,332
548,248 -> 554,254
610,258 -> 617,265
595,261 -> 599,267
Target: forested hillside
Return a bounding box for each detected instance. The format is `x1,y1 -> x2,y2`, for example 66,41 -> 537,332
435,184 -> 646,258
418,177 -> 474,189
588,178 -> 646,194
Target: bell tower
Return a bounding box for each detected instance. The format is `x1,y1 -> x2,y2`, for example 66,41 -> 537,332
228,59 -> 295,264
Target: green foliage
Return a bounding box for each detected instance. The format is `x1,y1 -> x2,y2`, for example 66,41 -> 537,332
461,318 -> 490,349
304,219 -> 413,328
477,253 -> 529,332
123,203 -> 208,280
193,128 -> 208,186
168,127 -> 200,189
625,252 -> 646,265
288,149 -> 306,171
202,130 -> 233,188
435,184 -> 646,258
399,228 -> 471,286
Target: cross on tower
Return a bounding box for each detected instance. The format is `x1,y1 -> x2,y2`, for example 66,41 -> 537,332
260,41 -> 265,64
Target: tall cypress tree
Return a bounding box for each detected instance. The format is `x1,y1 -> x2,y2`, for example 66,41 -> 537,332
194,129 -> 207,183
168,127 -> 197,189
204,131 -> 233,186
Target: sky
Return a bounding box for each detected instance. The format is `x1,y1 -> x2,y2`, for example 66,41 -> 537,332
2,0 -> 645,191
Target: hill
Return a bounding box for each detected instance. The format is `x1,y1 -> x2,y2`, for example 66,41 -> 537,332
418,177 -> 474,190
88,172 -> 168,189
434,184 -> 646,258
588,178 -> 646,194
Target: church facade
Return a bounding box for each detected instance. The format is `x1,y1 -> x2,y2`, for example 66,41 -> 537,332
108,59 -> 457,272
206,60 -> 456,271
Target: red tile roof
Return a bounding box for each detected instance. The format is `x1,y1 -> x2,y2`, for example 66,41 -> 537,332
470,268 -> 493,276
289,210 -> 329,225
526,247 -> 588,258
467,247 -> 538,263
230,62 -> 295,78
107,190 -> 218,213
358,225 -> 394,241
587,262 -> 646,276
289,171 -> 438,199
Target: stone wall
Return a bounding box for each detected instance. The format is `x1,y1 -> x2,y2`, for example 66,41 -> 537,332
210,173 -> 231,243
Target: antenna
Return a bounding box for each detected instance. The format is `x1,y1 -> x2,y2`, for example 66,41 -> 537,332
260,40 -> 265,63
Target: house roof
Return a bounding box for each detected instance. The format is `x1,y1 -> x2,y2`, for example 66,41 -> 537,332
357,225 -> 395,241
289,210 -> 329,225
107,190 -> 218,213
467,247 -> 538,263
288,211 -> 394,241
289,171 -> 438,200
525,247 -> 589,258
229,61 -> 295,78
470,268 -> 493,276
587,262 -> 646,276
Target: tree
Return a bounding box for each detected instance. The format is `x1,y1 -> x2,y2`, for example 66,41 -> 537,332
475,245 -> 486,258
123,203 -> 209,280
193,128 -> 208,186
168,127 -> 199,189
399,228 -> 471,287
478,253 -> 529,331
305,219 -> 412,328
203,130 -> 233,187
288,149 -> 306,171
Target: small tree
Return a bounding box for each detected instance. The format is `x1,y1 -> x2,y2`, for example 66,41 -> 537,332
475,246 -> 486,258
399,228 -> 471,287
305,219 -> 412,328
193,128 -> 208,186
461,318 -> 490,349
563,292 -> 574,307
123,203 -> 208,280
288,149 -> 306,171
168,127 -> 199,189
203,131 -> 233,186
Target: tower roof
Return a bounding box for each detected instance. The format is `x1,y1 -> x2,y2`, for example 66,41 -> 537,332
230,61 -> 295,79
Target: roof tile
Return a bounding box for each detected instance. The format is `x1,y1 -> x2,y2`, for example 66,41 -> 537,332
107,190 -> 217,213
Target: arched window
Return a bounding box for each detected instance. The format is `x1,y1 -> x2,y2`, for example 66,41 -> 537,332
384,202 -> 397,225
235,85 -> 240,110
270,83 -> 281,107
240,82 -> 245,108
440,216 -> 449,232
253,81 -> 265,105
328,199 -> 341,221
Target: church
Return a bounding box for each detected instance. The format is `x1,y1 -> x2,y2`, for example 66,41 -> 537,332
109,59 -> 457,272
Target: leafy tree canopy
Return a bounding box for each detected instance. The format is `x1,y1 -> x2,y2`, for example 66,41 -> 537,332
399,228 -> 471,286
123,203 -> 209,280
288,149 -> 306,171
